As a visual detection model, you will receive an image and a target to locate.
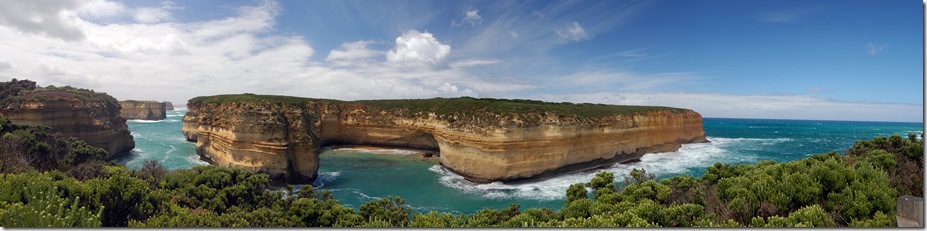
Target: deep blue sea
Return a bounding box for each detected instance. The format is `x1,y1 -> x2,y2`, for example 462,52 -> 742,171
118,110 -> 924,214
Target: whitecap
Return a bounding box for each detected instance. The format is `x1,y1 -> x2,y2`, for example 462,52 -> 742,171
163,143 -> 177,155
186,154 -> 210,166
428,136 -> 791,201
128,119 -> 163,123
430,165 -> 583,201
354,191 -> 382,201
708,137 -> 792,145
312,171 -> 342,188
336,148 -> 421,155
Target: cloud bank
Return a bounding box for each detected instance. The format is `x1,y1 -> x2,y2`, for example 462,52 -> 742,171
0,0 -> 530,105
0,0 -> 918,122
534,92 -> 923,122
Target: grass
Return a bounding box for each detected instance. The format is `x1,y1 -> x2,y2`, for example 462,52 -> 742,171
358,97 -> 688,118
1,83 -> 119,112
191,94 -> 343,107
190,94 -> 689,121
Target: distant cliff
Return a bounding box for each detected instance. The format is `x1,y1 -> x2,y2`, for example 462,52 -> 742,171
164,101 -> 174,110
0,79 -> 135,158
120,100 -> 167,120
183,95 -> 707,183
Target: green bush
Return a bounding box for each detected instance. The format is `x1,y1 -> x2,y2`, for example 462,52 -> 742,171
0,134 -> 919,227
357,196 -> 410,227
565,184 -> 587,204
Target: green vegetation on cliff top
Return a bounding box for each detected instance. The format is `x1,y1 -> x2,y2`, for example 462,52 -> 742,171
190,94 -> 689,119
191,93 -> 343,106
0,131 -> 920,227
0,79 -> 119,111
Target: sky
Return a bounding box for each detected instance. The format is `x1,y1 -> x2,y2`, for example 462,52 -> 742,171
0,0 -> 922,122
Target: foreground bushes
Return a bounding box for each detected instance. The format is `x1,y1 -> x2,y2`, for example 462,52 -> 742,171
0,116 -> 108,174
0,134 -> 921,227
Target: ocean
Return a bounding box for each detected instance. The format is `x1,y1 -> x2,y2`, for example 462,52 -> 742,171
118,110 -> 924,214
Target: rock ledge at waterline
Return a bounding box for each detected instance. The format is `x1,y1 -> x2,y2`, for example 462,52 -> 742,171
182,95 -> 708,183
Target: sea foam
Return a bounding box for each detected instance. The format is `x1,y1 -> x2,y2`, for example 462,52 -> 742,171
429,136 -> 788,201
313,171 -> 342,188
128,119 -> 163,123
335,148 -> 421,155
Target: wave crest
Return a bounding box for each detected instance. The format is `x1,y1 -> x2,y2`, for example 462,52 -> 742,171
429,136 -> 791,200
335,148 -> 421,155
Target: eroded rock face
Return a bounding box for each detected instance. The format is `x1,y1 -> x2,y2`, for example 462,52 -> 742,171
120,100 -> 167,120
0,81 -> 135,158
183,102 -> 319,182
183,96 -> 707,183
163,101 -> 174,110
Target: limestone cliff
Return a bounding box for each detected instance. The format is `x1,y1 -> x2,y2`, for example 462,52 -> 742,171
164,101 -> 174,110
0,79 -> 135,158
183,95 -> 707,183
120,100 -> 167,120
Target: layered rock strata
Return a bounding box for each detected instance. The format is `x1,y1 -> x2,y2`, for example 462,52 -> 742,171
0,80 -> 135,158
183,95 -> 708,183
119,100 -> 167,120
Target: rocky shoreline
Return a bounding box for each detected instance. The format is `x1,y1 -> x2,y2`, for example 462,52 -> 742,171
119,100 -> 173,120
0,79 -> 135,158
182,95 -> 708,184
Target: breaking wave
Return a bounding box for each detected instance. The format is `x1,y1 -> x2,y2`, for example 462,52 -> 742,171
430,136 -> 789,200
313,171 -> 342,188
335,148 -> 422,155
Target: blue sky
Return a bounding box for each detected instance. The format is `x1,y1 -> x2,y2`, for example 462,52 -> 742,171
0,0 -> 921,122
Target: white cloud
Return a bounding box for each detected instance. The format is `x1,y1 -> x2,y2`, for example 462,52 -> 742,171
555,71 -> 698,91
452,10 -> 483,27
534,92 -> 923,122
866,42 -> 887,55
555,21 -> 589,42
806,87 -> 832,93
134,7 -> 171,23
439,82 -> 474,95
759,7 -> 824,23
159,1 -> 181,10
0,1 -> 534,106
4,1 -> 912,123
0,0 -> 86,41
36,64 -> 67,76
326,40 -> 383,65
76,0 -> 128,19
449,59 -> 499,69
617,49 -> 646,58
130,1 -> 179,23
387,30 -> 451,69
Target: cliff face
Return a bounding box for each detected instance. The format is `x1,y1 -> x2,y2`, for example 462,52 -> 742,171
163,101 -> 174,110
0,80 -> 135,158
182,101 -> 319,182
119,100 -> 167,120
183,95 -> 707,183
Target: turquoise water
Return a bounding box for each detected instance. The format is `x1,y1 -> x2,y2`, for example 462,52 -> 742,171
116,108 -> 208,170
119,113 -> 923,214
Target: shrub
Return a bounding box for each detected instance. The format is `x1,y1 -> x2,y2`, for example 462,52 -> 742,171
357,196 -> 410,227
565,184 -> 587,204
